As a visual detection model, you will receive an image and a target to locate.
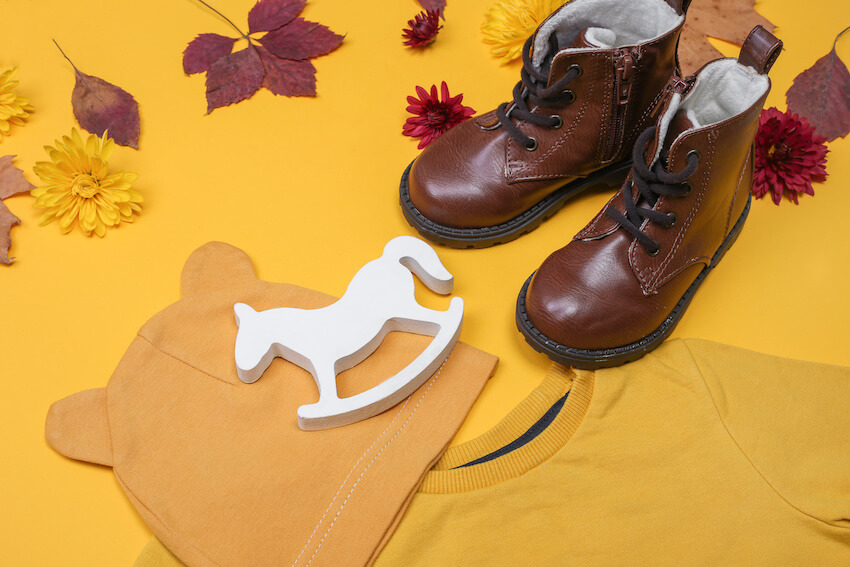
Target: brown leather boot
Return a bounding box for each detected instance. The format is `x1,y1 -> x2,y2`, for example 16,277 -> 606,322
517,26 -> 782,368
400,0 -> 690,248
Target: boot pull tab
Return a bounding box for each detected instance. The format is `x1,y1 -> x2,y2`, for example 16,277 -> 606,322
739,26 -> 783,74
665,0 -> 692,14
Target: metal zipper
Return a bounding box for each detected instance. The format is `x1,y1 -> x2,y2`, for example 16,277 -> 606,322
648,75 -> 695,121
603,48 -> 637,162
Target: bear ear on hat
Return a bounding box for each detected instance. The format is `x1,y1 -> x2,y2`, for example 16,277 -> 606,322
180,242 -> 257,298
45,388 -> 113,467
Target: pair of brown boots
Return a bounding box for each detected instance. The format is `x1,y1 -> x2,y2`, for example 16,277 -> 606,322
399,0 -> 782,368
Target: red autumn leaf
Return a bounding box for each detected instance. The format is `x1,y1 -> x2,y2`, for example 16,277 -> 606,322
257,46 -> 316,96
184,33 -> 238,74
248,0 -> 306,34
185,0 -> 343,111
205,46 -> 266,113
70,71 -> 141,149
0,155 -> 35,264
419,0 -> 446,14
786,27 -> 850,142
55,40 -> 141,148
259,18 -> 344,61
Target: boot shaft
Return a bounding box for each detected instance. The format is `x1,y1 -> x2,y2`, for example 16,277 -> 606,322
629,26 -> 782,294
530,0 -> 689,165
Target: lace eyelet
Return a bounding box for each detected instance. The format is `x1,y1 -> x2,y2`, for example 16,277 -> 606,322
667,212 -> 678,227
569,64 -> 583,77
550,114 -> 563,129
564,90 -> 576,104
648,247 -> 661,257
525,137 -> 539,151
687,149 -> 701,162
681,181 -> 693,195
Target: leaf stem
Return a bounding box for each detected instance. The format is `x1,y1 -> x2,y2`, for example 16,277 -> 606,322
195,0 -> 249,39
833,26 -> 850,51
52,39 -> 111,116
52,39 -> 81,74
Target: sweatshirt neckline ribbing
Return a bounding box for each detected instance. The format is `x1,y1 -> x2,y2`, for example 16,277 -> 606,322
419,363 -> 594,493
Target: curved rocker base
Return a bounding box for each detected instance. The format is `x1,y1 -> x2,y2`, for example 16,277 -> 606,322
297,297 -> 464,431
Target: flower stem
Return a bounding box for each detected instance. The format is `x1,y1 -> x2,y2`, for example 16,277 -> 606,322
195,0 -> 249,39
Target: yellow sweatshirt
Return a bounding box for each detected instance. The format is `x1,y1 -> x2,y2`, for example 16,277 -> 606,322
376,339 -> 850,565
137,339 -> 850,566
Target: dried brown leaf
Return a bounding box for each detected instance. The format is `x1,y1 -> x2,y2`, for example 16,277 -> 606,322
0,155 -> 35,200
0,155 -> 34,264
0,201 -> 21,264
679,0 -> 775,76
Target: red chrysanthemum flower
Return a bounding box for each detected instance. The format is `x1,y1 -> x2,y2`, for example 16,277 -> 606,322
753,107 -> 829,205
403,82 -> 475,149
402,10 -> 442,48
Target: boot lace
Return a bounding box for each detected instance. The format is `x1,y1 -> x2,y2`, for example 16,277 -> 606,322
494,35 -> 582,151
606,126 -> 699,256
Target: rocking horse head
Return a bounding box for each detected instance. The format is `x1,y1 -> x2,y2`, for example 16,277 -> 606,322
233,303 -> 274,384
232,235 -> 465,430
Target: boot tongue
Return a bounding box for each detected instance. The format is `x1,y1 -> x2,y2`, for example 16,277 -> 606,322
569,27 -> 616,49
657,108 -> 695,166
636,108 -> 695,209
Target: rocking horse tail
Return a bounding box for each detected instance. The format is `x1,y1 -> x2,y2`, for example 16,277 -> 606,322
382,236 -> 454,295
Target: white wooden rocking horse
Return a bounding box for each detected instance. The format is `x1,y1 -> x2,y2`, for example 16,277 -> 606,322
233,236 -> 464,431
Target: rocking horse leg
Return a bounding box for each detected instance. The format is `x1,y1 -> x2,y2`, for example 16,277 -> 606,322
297,362 -> 342,429
313,361 -> 340,404
297,298 -> 464,431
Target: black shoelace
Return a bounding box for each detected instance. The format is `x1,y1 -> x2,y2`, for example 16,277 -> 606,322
606,126 -> 699,256
494,35 -> 582,150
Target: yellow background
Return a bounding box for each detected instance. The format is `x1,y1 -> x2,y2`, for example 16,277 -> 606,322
1,0 -> 849,563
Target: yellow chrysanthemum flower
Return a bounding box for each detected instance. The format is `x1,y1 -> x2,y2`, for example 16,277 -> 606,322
0,67 -> 35,140
32,129 -> 141,238
482,0 -> 567,62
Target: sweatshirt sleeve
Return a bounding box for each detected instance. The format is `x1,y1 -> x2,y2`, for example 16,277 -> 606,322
684,339 -> 850,528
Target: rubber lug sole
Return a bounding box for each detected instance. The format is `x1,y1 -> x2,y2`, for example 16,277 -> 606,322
515,194 -> 752,369
399,159 -> 632,249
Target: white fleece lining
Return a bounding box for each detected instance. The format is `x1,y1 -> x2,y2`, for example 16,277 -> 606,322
652,59 -> 769,164
679,59 -> 769,129
651,92 -> 683,164
584,28 -> 617,48
532,0 -> 683,67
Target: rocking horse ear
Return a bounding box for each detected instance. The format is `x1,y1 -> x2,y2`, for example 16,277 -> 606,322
180,242 -> 257,298
234,302 -> 257,326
